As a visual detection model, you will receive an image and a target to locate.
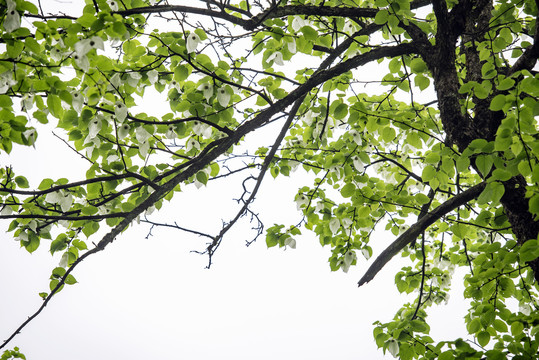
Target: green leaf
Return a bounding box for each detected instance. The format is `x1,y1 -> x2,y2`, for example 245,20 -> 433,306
341,183 -> 355,198
477,181 -> 505,205
374,9 -> 389,25
475,155 -> 493,177
14,176 -> 29,188
301,26 -> 318,42
490,94 -> 506,111
477,330 -> 490,347
467,318 -> 481,334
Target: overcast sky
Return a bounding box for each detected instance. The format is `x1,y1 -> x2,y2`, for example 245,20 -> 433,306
0,1 -> 470,359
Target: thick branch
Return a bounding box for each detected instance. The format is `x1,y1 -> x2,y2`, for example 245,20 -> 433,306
358,182 -> 486,287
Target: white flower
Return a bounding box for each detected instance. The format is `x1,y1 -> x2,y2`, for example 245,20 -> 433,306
88,118 -> 102,139
127,72 -> 141,87
341,217 -> 352,228
186,138 -> 200,152
216,87 -> 230,107
287,40 -> 296,54
302,110 -> 319,126
0,71 -> 17,94
352,155 -> 364,172
75,36 -> 104,56
4,0 -> 20,33
386,339 -> 399,358
23,128 -> 36,147
519,302 -> 532,316
198,83 -> 213,101
50,47 -> 64,62
45,191 -> 72,212
194,168 -> 211,189
139,141 -> 149,158
115,101 -> 128,122
71,91 -> 84,112
343,22 -> 357,35
109,73 -> 122,88
107,0 -> 119,11
59,252 -> 69,268
267,51 -> 284,66
147,70 -> 158,84
361,248 -> 371,260
0,205 -> 13,215
22,93 -> 33,112
295,194 -> 309,210
17,231 -> 28,242
59,192 -> 73,212
349,130 -> 362,145
291,17 -> 306,32
342,250 -> 356,272
135,126 -> 151,143
169,80 -> 181,91
191,120 -> 208,136
72,53 -> 89,72
118,123 -> 130,139
186,32 -> 201,53
329,218 -> 340,234
166,124 -> 177,139
284,237 -> 296,249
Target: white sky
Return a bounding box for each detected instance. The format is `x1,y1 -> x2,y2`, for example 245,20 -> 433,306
0,1 -> 470,359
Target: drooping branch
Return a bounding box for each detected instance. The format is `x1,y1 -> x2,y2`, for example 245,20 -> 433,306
358,182 -> 486,287
205,95 -> 306,266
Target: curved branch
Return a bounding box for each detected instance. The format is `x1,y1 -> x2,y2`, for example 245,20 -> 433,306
357,182 -> 486,287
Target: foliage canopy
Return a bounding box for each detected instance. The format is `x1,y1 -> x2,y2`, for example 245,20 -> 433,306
1,0 -> 539,358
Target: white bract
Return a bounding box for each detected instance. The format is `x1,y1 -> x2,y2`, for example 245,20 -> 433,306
23,129 -> 36,147
21,93 -> 33,112
287,40 -> 296,54
342,251 -> 356,273
107,0 -> 119,11
0,71 -> 17,94
186,138 -> 200,152
127,72 -> 141,87
387,340 -> 399,358
115,101 -> 128,122
109,73 -> 121,88
192,120 -> 210,137
267,51 -> 284,66
118,123 -> 130,139
0,205 -> 13,215
74,36 -> 104,57
352,155 -> 364,172
295,194 -> 309,210
284,237 -> 296,249
72,53 -> 89,72
59,252 -> 69,268
88,118 -> 102,139
147,70 -> 158,84
216,87 -> 230,107
361,248 -> 371,260
198,83 -> 213,101
302,110 -> 319,126
186,32 -> 201,53
291,17 -> 306,32
45,191 -> 73,213
329,218 -> 340,234
71,91 -> 84,112
136,126 -> 151,143
165,125 -> 177,139
349,130 -> 362,145
4,0 -> 20,33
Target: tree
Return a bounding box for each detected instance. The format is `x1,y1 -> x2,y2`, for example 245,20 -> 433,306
0,0 -> 538,358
